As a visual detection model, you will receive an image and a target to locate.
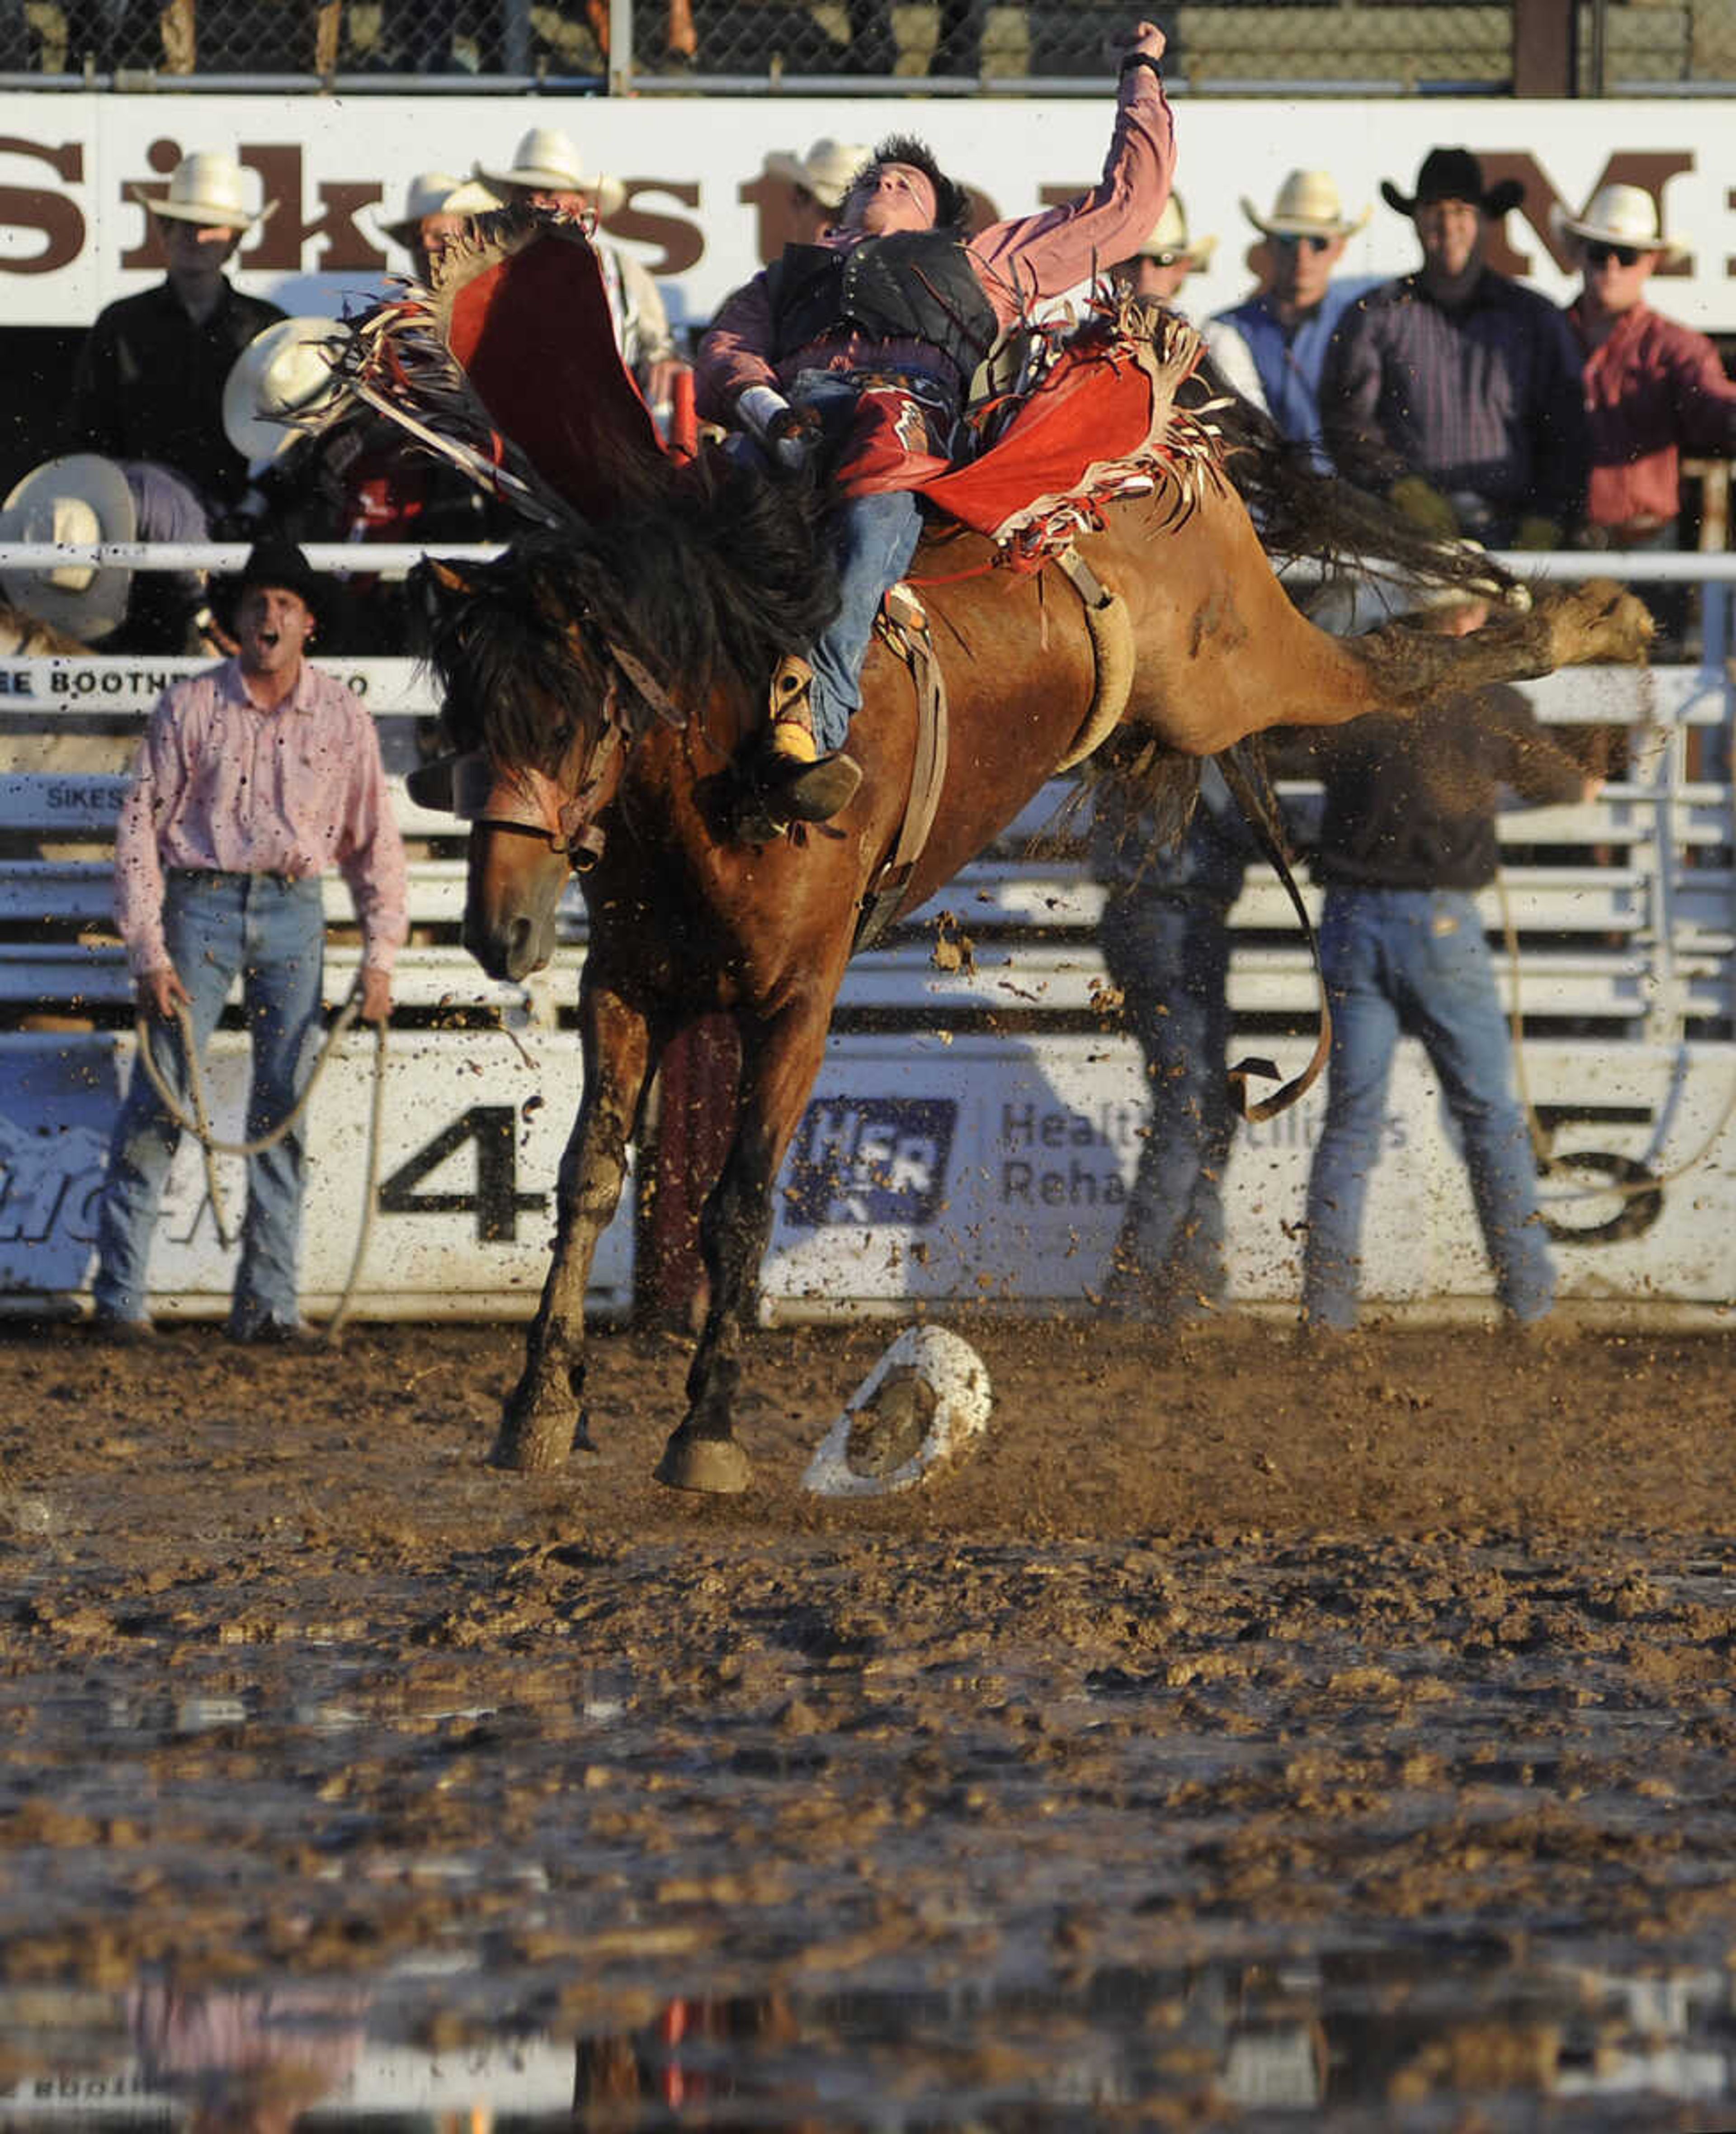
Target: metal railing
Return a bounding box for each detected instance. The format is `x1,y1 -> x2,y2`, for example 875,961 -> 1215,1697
0,542 -> 1732,1052
0,0 -> 1521,94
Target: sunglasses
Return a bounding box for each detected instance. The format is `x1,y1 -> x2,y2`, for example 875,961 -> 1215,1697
1585,241 -> 1642,268
1272,232 -> 1334,254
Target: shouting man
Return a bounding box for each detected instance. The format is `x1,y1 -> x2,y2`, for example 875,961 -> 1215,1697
91,542 -> 407,1346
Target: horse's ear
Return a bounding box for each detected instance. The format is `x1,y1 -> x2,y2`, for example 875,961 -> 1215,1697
427,559 -> 473,596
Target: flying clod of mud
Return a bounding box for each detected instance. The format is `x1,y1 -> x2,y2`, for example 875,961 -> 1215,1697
802,1325 -> 992,1498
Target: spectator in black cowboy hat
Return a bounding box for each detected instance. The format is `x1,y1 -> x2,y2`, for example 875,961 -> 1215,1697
65,152 -> 284,514
1318,146 -> 1587,550
90,537 -> 406,1346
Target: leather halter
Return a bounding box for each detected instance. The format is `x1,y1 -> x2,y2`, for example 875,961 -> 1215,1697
439,720 -> 623,872
410,624 -> 670,872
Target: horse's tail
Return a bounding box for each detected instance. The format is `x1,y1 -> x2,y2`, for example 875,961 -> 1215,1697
1181,359 -> 1521,615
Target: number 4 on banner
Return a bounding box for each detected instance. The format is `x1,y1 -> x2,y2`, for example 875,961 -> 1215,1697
377,1106 -> 547,1242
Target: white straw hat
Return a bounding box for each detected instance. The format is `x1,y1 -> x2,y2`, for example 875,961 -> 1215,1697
802,1325 -> 993,1498
129,150 -> 275,231
1549,182 -> 1686,264
222,316 -> 347,475
371,171 -> 503,251
763,138 -> 871,213
1128,193 -> 1217,269
0,455 -> 137,642
1241,169 -> 1369,241
477,127 -> 625,217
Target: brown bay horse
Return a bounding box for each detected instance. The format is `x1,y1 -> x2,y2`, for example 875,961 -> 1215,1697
411,420 -> 1650,1494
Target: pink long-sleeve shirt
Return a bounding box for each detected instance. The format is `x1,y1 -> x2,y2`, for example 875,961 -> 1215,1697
1566,297 -> 1736,531
113,656 -> 409,980
698,69 -> 1176,419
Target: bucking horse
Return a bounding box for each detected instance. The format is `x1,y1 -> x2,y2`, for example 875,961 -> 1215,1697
318,205 -> 1651,1493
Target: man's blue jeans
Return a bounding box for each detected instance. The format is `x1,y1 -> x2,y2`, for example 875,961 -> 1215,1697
94,871 -> 326,1333
807,487 -> 924,755
1301,886 -> 1556,1329
1100,893 -> 1235,1318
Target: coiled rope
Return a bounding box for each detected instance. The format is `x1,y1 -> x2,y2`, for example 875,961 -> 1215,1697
132,990 -> 389,1345
1497,871 -> 1736,1234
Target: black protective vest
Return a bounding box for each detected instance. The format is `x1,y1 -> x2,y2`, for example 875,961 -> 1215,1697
769,231 -> 997,379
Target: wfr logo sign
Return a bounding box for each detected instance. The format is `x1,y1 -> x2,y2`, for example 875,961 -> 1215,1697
784,1098 -> 956,1228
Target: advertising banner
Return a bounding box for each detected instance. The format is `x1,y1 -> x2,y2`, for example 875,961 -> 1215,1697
760,1033 -> 1736,1317
1,94 -> 1731,334
3,1020 -> 1731,1319
0,1028 -> 631,1319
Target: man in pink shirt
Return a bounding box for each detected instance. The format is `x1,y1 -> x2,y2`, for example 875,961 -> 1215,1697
1557,183 -> 1736,551
92,541 -> 408,1344
697,17 -> 1174,826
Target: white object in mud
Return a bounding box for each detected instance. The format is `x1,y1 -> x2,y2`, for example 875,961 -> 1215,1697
802,1324 -> 992,1498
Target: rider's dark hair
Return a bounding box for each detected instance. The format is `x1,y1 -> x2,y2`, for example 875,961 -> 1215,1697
852,136 -> 972,233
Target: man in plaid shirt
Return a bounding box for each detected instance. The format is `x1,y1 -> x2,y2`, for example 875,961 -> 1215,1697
1319,146 -> 1587,551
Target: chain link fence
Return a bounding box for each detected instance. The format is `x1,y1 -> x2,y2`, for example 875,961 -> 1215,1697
0,0 -> 1731,87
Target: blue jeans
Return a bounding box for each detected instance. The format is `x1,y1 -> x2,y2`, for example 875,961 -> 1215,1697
1100,894 -> 1235,1318
1301,886 -> 1555,1330
807,487 -> 924,754
94,871 -> 326,1333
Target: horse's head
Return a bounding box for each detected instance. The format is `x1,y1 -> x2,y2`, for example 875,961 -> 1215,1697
411,551 -> 634,982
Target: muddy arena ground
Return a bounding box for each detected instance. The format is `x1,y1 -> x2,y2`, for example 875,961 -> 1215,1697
2,1313 -> 1736,2127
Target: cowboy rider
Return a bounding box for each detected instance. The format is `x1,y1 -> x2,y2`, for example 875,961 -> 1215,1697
697,19 -> 1175,827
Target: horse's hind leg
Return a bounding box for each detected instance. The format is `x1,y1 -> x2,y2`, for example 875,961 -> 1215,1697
1348,576 -> 1654,709
492,981 -> 654,1474
656,1002 -> 830,1495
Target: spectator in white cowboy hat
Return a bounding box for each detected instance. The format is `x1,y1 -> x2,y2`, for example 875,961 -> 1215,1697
368,171 -> 503,285
221,317 -> 348,490
1318,146 -> 1586,549
1553,182 -> 1736,557
218,315 -> 503,644
65,151 -> 283,513
764,138 -> 873,245
478,127 -> 677,401
91,537 -> 406,1347
217,316 -> 359,558
0,453 -> 210,654
1108,193 -> 1217,310
1203,171 -> 1373,465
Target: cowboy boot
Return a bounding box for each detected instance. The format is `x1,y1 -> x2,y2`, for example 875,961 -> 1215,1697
760,655 -> 862,823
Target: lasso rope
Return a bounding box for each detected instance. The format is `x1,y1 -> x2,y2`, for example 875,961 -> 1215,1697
132,990 -> 389,1345
1497,868 -> 1736,1212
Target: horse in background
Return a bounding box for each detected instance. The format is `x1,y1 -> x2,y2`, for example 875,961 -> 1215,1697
410,356 -> 1650,1493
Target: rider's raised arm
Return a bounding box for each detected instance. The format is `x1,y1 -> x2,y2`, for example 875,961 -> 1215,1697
967,20 -> 1176,326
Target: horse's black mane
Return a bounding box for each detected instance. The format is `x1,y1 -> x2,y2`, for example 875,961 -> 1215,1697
414,448 -> 840,765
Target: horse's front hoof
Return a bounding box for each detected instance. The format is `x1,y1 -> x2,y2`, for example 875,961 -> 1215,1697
654,1431 -> 751,1495
487,1396 -> 597,1474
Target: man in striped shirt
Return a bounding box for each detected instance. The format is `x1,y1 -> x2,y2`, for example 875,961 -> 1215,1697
1318,146 -> 1587,550
91,541 -> 408,1346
